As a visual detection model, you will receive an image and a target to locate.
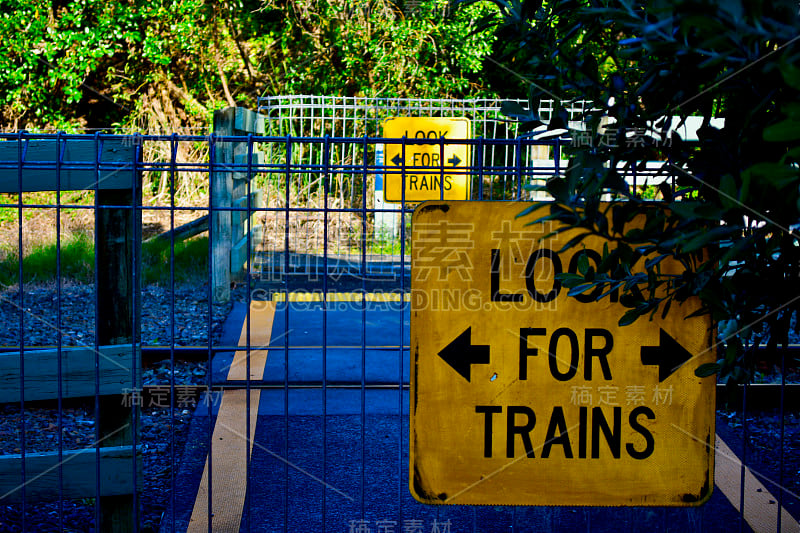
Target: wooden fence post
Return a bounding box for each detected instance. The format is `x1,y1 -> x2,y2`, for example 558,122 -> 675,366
96,183 -> 141,531
212,108 -> 234,304
212,107 -> 265,304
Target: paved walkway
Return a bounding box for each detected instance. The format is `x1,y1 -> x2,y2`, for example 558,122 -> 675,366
162,296 -> 799,533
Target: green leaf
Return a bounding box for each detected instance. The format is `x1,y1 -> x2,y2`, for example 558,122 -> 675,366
577,252 -> 590,275
527,85 -> 541,116
660,298 -> 672,319
557,272 -> 586,288
501,100 -> 532,120
720,0 -> 744,22
782,146 -> 800,163
783,102 -> 800,122
719,174 -> 738,210
558,231 -> 591,254
739,167 -> 751,203
624,227 -> 645,240
682,226 -> 740,254
546,177 -> 571,203
719,234 -> 751,265
695,363 -> 721,377
568,283 -> 597,296
779,61 -> 800,91
741,162 -> 799,190
667,201 -> 701,220
763,119 -> 800,142
645,254 -> 669,269
695,204 -> 724,220
618,309 -> 642,326
516,203 -> 548,219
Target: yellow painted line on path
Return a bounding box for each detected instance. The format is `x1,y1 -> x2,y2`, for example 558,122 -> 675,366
227,301 -> 275,381
187,302 -> 275,532
715,435 -> 800,532
187,389 -> 260,532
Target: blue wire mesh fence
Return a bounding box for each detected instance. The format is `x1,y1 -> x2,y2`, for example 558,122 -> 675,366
0,116 -> 796,533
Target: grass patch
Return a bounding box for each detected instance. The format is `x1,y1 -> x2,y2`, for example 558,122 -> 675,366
142,236 -> 209,284
369,237 -> 409,256
0,233 -> 210,287
0,233 -> 95,286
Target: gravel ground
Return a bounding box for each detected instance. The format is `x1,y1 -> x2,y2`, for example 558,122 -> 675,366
0,282 -> 234,532
0,282 -> 230,347
718,409 -> 800,518
0,404 -> 195,532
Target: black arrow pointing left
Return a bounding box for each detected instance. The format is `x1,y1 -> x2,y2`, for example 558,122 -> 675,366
438,327 -> 490,383
640,328 -> 693,382
391,154 -> 404,166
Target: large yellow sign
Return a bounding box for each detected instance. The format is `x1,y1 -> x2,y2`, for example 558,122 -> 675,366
383,117 -> 470,202
410,201 -> 715,506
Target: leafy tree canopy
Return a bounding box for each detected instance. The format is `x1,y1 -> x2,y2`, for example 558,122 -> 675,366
0,0 -> 498,131
476,0 -> 800,383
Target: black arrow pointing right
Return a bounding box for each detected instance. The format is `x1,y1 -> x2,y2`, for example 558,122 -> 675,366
447,154 -> 461,166
438,327 -> 490,383
640,328 -> 693,382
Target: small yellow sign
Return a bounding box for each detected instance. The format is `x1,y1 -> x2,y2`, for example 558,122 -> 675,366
383,117 -> 470,202
410,201 -> 715,507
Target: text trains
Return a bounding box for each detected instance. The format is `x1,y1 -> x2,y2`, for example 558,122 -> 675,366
408,172 -> 453,192
475,405 -> 655,459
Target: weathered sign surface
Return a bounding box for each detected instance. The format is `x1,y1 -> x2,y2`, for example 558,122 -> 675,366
410,201 -> 715,506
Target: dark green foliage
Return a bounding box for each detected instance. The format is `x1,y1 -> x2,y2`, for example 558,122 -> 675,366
261,0 -> 496,98
0,0 -> 498,131
484,0 -> 800,383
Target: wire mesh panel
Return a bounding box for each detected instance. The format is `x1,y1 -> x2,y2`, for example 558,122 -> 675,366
0,127 -> 797,533
253,96 -> 592,280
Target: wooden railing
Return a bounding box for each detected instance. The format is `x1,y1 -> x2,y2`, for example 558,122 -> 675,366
0,134 -> 141,532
